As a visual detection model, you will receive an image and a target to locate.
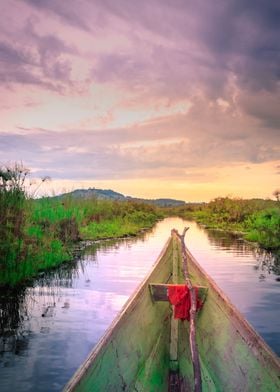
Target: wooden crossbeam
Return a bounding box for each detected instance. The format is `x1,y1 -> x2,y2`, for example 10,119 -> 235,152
149,284 -> 208,304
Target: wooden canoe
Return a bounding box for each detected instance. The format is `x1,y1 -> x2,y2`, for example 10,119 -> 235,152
64,230 -> 280,391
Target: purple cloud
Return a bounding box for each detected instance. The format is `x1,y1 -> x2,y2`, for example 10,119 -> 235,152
0,0 -> 279,193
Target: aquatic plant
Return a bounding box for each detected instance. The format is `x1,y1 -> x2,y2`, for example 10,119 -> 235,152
177,197 -> 280,250
0,167 -> 163,286
0,163 -> 29,269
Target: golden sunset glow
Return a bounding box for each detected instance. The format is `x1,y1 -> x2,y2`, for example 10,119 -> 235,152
1,1 -> 279,201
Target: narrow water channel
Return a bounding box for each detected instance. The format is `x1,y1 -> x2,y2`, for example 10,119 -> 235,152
0,217 -> 279,391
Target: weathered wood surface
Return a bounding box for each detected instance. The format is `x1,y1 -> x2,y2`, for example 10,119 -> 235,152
170,239 -> 179,368
173,234 -> 280,392
64,230 -> 280,392
174,228 -> 202,392
64,237 -> 174,392
149,284 -> 208,303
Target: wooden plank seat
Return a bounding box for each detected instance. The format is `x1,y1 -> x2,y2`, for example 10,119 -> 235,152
149,284 -> 208,305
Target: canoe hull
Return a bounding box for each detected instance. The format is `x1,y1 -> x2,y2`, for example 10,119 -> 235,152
64,233 -> 280,391
64,237 -> 174,392
178,245 -> 280,391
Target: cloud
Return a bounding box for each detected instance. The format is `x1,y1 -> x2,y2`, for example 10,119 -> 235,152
0,40 -> 37,66
1,112 -> 279,181
88,0 -> 280,132
239,91 -> 280,129
0,38 -> 73,92
0,9 -> 85,94
0,0 -> 279,193
23,0 -> 91,32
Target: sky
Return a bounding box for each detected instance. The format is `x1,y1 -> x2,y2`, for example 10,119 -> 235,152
0,0 -> 279,201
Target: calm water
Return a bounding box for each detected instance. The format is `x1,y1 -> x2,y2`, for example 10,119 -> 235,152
0,218 -> 279,391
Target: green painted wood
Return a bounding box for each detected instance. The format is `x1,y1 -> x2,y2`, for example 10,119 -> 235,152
134,326 -> 170,391
170,239 -> 179,376
149,284 -> 208,303
64,237 -> 174,392
172,235 -> 280,391
64,232 -> 280,392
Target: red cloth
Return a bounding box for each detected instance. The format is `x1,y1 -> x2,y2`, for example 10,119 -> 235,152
168,285 -> 203,321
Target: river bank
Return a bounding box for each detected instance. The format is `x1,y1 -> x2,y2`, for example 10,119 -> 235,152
0,195 -> 164,287
1,170 -> 279,288
175,197 -> 280,252
1,217 -> 279,392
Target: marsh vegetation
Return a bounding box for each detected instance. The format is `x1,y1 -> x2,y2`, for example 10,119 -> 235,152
1,164 -> 279,287
0,164 -> 163,286
176,196 -> 280,251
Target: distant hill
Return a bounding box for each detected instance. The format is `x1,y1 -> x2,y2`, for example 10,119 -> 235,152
58,188 -> 186,207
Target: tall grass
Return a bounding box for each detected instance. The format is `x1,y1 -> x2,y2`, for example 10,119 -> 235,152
30,196 -> 163,241
177,197 -> 280,250
0,183 -> 163,287
245,208 -> 280,249
0,164 -> 28,270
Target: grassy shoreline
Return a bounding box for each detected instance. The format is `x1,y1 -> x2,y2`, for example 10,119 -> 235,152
176,197 -> 280,251
0,196 -> 164,287
1,166 -> 279,287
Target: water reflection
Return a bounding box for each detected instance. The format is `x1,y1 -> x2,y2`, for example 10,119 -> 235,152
205,227 -> 280,279
0,230 -> 155,392
81,233 -> 146,261
206,228 -> 255,254
0,287 -> 29,357
188,223 -> 280,356
0,218 -> 279,391
253,249 -> 280,277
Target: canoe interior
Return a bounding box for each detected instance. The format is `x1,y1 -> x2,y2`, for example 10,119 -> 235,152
64,237 -> 174,391
64,233 -> 280,392
176,241 -> 280,391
